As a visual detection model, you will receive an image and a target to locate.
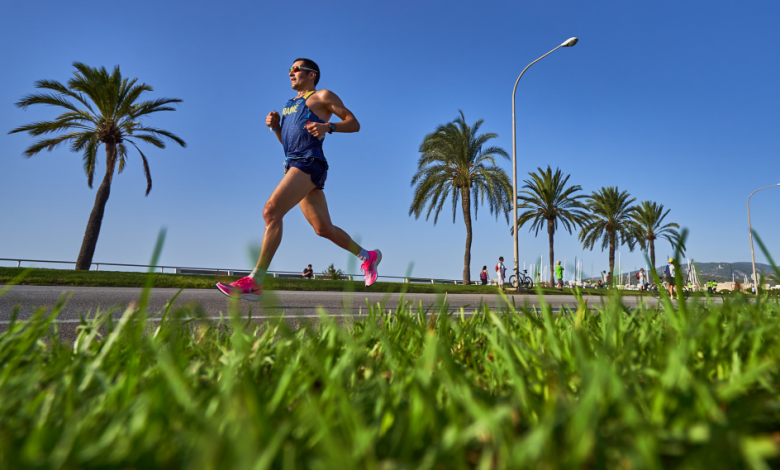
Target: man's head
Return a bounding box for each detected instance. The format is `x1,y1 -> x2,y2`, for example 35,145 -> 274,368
557,261 -> 561,265
499,257 -> 504,262
640,268 -> 644,272
308,264 -> 312,268
289,58 -> 320,90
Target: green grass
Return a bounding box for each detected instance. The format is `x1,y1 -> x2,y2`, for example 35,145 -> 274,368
2,261 -> 780,468
0,266 -> 652,296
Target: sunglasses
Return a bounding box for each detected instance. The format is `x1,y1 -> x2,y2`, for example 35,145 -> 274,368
289,65 -> 317,74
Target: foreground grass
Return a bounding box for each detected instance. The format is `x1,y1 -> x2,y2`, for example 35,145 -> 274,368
1,276 -> 780,468
0,267 -> 651,297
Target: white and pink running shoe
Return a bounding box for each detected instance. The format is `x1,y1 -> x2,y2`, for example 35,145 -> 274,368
215,276 -> 264,301
361,249 -> 382,287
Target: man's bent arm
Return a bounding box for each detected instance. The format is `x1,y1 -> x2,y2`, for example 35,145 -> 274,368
320,90 -> 360,133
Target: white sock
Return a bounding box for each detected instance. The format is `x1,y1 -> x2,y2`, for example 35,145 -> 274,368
249,268 -> 266,283
357,248 -> 370,261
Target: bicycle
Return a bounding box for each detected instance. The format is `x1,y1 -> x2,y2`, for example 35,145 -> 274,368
509,269 -> 534,289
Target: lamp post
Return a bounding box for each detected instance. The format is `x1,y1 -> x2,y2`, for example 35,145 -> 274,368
747,183 -> 780,293
511,37 -> 578,289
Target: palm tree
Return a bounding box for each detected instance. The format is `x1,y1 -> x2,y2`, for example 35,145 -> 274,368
629,201 -> 685,275
514,166 -> 588,286
409,111 -> 512,284
578,187 -> 637,283
9,62 -> 186,270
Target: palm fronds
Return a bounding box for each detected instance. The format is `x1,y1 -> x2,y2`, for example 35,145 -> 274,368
409,111 -> 511,283
8,62 -> 185,269
629,200 -> 685,270
578,186 -> 638,276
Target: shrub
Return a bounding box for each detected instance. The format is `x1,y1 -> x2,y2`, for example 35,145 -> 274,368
321,262 -> 346,280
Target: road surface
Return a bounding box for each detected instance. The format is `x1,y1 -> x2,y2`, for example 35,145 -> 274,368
1,285 -> 706,340
0,285 -> 670,320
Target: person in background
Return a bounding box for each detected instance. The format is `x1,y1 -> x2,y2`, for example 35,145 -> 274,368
480,266 -> 488,285
637,268 -> 646,292
665,258 -> 676,297
302,264 -> 314,279
496,257 -> 506,289
555,261 -> 564,291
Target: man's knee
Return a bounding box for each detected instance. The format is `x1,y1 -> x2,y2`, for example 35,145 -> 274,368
263,201 -> 282,225
313,223 -> 335,239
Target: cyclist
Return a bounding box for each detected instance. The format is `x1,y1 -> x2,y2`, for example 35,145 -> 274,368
664,258 -> 676,297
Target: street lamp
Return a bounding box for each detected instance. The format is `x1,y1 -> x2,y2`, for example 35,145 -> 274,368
511,37 -> 578,288
747,183 -> 780,293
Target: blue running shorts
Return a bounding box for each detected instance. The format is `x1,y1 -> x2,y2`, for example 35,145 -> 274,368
285,157 -> 328,190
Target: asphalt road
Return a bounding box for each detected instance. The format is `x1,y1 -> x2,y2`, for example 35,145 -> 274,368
0,285 -> 670,321
1,285 -> 715,341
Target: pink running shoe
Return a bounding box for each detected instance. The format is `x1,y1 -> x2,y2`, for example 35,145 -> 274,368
215,276 -> 264,301
361,249 -> 382,287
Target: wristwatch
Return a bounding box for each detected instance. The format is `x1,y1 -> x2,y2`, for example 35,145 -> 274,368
328,123 -> 336,134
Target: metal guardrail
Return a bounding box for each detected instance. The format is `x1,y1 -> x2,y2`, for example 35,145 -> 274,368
0,258 -> 470,285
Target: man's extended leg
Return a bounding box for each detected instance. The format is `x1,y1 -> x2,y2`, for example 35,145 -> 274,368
298,189 -> 382,286
255,168 -> 317,272
216,168 -> 315,300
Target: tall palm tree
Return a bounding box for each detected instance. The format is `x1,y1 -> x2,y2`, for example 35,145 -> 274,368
578,187 -> 637,283
409,111 -> 512,284
514,166 -> 588,286
629,201 -> 685,275
9,62 -> 186,270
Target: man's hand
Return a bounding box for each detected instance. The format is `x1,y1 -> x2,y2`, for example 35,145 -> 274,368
266,111 -> 280,129
305,121 -> 328,137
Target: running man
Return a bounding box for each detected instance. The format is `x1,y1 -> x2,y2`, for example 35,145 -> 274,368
216,58 -> 381,300
555,261 -> 564,291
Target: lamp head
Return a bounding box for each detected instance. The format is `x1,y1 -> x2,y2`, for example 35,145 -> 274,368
561,37 -> 578,47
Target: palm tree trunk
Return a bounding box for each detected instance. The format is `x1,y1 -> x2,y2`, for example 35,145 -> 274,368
608,231 -> 615,286
649,240 -> 656,278
461,188 -> 472,285
548,218 -> 555,286
76,143 -> 116,270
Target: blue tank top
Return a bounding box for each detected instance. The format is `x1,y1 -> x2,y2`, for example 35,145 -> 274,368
280,91 -> 326,162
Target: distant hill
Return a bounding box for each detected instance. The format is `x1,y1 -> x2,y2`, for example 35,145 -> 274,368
691,262 -> 777,282
588,262 -> 778,284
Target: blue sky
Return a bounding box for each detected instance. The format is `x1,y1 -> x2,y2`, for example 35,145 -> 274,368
1,0 -> 779,280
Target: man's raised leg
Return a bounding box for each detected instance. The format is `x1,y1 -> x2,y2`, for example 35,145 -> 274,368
299,189 -> 382,286
216,168 -> 315,300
